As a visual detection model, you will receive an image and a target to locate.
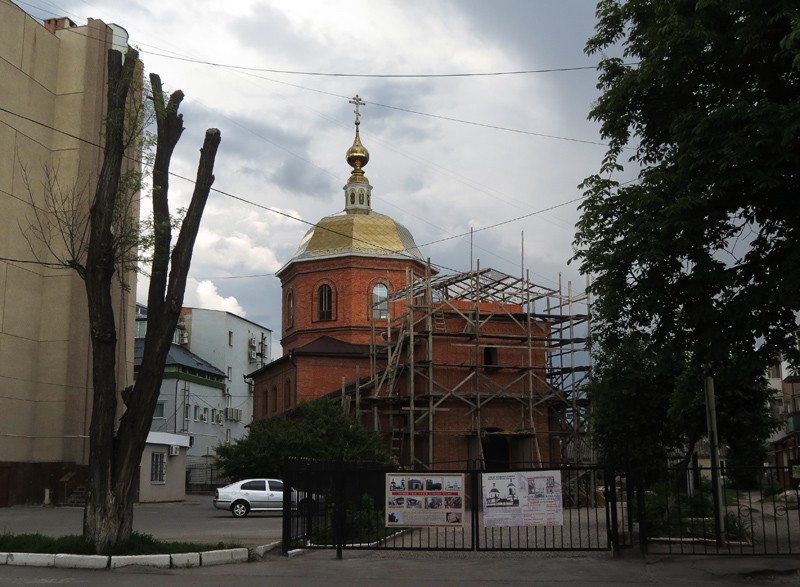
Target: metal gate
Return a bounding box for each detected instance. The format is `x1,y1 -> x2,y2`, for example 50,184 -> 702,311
282,459 -> 623,557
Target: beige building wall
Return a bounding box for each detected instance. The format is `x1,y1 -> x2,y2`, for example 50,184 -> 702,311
0,0 -> 138,504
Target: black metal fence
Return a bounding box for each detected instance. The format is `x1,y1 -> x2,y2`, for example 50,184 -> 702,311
282,459 -> 626,557
185,461 -> 229,493
631,464 -> 800,555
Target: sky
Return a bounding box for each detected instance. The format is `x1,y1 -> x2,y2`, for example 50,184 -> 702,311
21,0 -> 622,358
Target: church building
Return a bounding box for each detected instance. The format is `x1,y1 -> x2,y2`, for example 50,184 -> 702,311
249,99 -> 557,469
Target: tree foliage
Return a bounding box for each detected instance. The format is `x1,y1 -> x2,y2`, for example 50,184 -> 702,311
576,1 -> 795,471
589,333 -> 775,475
215,398 -> 390,480
575,0 -> 800,368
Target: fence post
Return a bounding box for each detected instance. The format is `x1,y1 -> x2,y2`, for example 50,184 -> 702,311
606,464 -> 619,555
635,471 -> 648,555
335,457 -> 345,560
470,460 -> 480,551
282,458 -> 292,555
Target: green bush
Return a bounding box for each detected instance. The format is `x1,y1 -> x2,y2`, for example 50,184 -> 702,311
0,532 -> 236,556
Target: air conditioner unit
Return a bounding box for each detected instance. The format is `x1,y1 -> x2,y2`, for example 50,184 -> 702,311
249,349 -> 257,361
179,332 -> 189,345
225,407 -> 242,422
169,445 -> 180,456
249,335 -> 257,348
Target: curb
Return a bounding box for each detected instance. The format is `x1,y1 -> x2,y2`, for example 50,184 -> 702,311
0,545 -> 269,570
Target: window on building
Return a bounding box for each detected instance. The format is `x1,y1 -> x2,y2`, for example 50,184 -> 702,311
150,452 -> 166,484
135,320 -> 147,339
270,385 -> 278,413
372,283 -> 389,320
153,401 -> 165,419
287,291 -> 294,329
228,330 -> 233,346
203,407 -> 209,423
284,379 -> 291,409
225,429 -> 231,443
184,404 -> 191,423
768,364 -> 782,379
484,347 -> 499,370
193,405 -> 200,421
211,408 -> 217,424
227,366 -> 232,381
318,284 -> 333,321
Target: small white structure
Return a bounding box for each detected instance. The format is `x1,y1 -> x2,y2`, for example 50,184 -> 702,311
139,432 -> 191,502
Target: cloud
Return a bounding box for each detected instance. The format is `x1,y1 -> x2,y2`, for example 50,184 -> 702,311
184,279 -> 246,316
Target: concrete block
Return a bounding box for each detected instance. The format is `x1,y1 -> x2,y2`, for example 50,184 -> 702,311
7,552 -> 56,567
110,554 -> 171,568
171,552 -> 200,568
55,554 -> 109,569
200,548 -> 249,566
252,541 -> 279,558
0,553 -> 8,565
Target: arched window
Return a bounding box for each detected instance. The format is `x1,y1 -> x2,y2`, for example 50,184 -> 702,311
318,284 -> 333,321
270,385 -> 277,413
286,291 -> 294,329
372,283 -> 388,320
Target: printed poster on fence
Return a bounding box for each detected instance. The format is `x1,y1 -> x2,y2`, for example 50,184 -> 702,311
385,473 -> 465,527
482,471 -> 563,527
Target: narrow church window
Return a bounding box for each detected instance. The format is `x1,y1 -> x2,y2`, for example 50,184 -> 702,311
319,284 -> 333,321
350,192 -> 355,204
287,291 -> 294,328
372,283 -> 388,320
284,379 -> 291,409
484,347 -> 499,370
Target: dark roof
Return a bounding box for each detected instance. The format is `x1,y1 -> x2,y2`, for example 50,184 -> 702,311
133,339 -> 225,378
245,336 -> 369,379
292,335 -> 370,356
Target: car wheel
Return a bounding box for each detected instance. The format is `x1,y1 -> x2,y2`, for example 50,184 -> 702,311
231,500 -> 250,518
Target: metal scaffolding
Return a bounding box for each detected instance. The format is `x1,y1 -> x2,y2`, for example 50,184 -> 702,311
354,263 -> 591,468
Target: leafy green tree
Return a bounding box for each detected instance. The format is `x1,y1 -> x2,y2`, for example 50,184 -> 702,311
575,0 -> 800,368
590,334 -> 775,480
575,0 -> 795,472
215,398 -> 390,480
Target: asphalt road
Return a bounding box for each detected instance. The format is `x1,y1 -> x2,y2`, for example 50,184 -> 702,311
0,494 -> 282,548
1,496 -> 800,586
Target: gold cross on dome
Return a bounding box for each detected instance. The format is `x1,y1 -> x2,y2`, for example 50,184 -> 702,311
349,95 -> 365,125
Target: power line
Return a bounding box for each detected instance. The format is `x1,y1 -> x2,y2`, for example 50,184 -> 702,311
139,50 -> 601,78
0,102 -> 592,278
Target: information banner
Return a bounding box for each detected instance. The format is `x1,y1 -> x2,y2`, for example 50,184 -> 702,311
385,473 -> 465,527
482,471 -> 563,527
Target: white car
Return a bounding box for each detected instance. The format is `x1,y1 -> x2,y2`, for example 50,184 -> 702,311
213,478 -> 289,518
213,478 -> 319,518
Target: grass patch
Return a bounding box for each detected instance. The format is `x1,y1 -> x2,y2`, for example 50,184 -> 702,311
0,531 -> 238,556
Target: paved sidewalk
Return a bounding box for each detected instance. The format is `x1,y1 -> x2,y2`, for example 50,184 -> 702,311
1,549 -> 799,586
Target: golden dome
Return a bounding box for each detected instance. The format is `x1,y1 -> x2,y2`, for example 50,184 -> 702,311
277,95 -> 424,274
346,126 -> 369,172
285,211 -> 424,266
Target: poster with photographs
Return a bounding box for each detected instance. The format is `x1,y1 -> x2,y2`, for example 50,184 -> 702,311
385,474 -> 465,527
482,471 -> 563,527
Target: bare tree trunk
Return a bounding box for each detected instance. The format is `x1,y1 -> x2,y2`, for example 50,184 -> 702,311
82,48 -> 221,552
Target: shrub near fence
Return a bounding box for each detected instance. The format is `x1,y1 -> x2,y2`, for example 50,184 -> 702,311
633,465 -> 800,555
